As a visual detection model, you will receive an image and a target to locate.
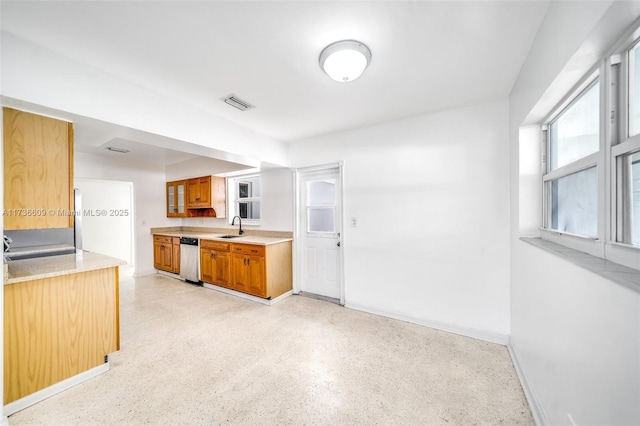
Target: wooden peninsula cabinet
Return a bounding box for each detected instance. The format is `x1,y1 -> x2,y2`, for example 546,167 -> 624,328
3,107 -> 74,230
4,252 -> 123,411
153,235 -> 180,274
200,239 -> 292,299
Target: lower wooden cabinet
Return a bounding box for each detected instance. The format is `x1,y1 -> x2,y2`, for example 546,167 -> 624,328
153,235 -> 180,274
200,240 -> 291,299
200,240 -> 231,288
231,251 -> 266,297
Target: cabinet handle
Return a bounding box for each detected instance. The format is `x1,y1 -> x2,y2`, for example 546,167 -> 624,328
213,253 -> 217,259
251,249 -> 258,253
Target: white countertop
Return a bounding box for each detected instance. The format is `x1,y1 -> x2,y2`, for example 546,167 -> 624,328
154,231 -> 293,246
5,251 -> 127,285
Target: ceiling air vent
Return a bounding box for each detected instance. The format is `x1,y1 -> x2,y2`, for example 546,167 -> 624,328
106,146 -> 130,154
222,95 -> 255,111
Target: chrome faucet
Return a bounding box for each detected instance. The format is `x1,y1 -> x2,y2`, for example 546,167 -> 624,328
231,215 -> 244,235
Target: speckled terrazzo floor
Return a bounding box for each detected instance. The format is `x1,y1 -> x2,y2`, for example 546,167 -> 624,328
8,274 -> 534,425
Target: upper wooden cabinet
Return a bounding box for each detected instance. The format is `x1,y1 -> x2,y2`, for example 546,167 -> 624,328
166,180 -> 186,217
185,175 -> 226,217
3,108 -> 74,230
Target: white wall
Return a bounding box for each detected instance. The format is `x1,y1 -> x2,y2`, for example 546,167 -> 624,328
291,98 -> 511,341
75,178 -> 134,266
509,2 -> 640,424
75,152 -> 172,276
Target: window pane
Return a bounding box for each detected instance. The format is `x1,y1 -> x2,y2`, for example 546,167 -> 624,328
549,81 -> 600,170
238,201 -> 260,220
177,184 -> 185,213
632,152 -> 640,245
167,186 -> 175,213
307,179 -> 336,206
308,208 -> 335,233
630,41 -> 640,136
551,167 -> 597,237
238,177 -> 261,198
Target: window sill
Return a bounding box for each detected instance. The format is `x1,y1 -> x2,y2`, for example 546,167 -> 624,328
520,237 -> 640,294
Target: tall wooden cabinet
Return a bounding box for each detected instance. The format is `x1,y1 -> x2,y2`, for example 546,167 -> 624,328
3,108 -> 74,230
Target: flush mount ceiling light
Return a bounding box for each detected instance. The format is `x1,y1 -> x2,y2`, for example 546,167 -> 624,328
319,40 -> 371,83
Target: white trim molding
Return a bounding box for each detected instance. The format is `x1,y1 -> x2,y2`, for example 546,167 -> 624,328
508,342 -> 547,426
345,302 -> 509,345
3,363 -> 110,417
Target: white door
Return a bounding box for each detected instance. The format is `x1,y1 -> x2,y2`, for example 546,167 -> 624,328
297,166 -> 342,301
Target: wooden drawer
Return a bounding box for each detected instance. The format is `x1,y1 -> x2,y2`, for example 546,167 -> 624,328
231,243 -> 265,257
154,235 -> 173,244
200,240 -> 230,252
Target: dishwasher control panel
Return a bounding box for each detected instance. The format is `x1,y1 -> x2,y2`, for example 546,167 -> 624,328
179,237 -> 198,246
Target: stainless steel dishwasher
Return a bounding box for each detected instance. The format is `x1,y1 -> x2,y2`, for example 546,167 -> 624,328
179,237 -> 201,284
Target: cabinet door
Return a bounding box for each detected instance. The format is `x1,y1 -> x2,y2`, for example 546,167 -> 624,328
161,244 -> 173,271
200,248 -> 212,282
167,181 -> 187,217
187,179 -> 197,207
187,177 -> 209,208
154,243 -> 173,271
196,177 -> 211,206
212,251 -> 231,288
3,108 -> 73,230
167,183 -> 175,215
246,254 -> 266,297
176,182 -> 185,215
172,242 -> 181,274
231,253 -> 249,293
153,242 -> 164,270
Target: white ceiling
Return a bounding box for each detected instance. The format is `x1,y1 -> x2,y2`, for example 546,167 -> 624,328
1,1 -> 550,161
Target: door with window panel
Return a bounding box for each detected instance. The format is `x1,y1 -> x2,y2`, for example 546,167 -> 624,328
299,168 -> 341,300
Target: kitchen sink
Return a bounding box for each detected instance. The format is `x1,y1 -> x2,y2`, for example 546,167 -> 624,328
218,235 -> 241,239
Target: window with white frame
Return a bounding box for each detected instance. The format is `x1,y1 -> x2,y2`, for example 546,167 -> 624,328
613,36 -> 640,247
539,24 -> 640,270
229,175 -> 261,223
543,77 -> 600,238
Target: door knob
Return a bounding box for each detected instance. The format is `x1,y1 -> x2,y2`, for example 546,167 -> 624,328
337,242 -> 341,247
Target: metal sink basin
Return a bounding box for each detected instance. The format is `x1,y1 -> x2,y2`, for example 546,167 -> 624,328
218,235 -> 241,239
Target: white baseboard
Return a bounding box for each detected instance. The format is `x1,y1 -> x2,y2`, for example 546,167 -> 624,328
133,268 -> 158,277
345,302 -> 509,345
507,342 -> 547,426
4,363 -> 110,417
202,283 -> 293,305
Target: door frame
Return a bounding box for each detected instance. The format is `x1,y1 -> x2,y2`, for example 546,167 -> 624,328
293,162 -> 345,305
